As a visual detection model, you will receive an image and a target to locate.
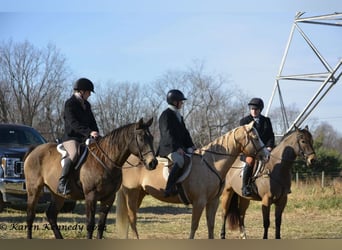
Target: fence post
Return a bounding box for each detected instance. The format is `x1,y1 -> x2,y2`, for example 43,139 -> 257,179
321,171 -> 325,188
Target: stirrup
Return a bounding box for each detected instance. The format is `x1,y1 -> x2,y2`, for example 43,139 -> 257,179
242,185 -> 252,197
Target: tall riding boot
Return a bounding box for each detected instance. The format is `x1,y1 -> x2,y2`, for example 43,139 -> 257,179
164,164 -> 182,197
57,158 -> 73,195
242,163 -> 253,197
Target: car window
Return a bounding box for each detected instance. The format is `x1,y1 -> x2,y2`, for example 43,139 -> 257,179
0,127 -> 46,146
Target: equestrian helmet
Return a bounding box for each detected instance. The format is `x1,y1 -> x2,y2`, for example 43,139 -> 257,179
73,78 -> 95,92
166,89 -> 187,104
248,97 -> 264,111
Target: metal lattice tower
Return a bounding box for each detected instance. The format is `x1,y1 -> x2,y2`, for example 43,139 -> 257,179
265,12 -> 342,135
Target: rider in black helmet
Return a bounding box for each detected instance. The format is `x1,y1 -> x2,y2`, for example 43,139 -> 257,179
239,97 -> 275,197
57,77 -> 99,195
158,89 -> 196,197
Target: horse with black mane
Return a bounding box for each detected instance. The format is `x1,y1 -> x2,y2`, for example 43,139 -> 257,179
24,118 -> 158,239
220,126 -> 316,239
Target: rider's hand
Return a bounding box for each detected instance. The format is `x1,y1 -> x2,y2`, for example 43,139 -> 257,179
90,131 -> 99,139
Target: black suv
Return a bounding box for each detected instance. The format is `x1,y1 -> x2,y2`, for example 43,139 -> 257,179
0,124 -> 75,212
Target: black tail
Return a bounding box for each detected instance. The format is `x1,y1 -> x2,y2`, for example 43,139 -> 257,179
227,192 -> 240,231
23,145 -> 37,161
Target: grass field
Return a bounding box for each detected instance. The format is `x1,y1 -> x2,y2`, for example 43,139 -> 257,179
0,180 -> 341,239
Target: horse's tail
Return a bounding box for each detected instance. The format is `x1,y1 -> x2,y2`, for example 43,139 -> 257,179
116,187 -> 129,239
23,145 -> 37,161
227,192 -> 240,231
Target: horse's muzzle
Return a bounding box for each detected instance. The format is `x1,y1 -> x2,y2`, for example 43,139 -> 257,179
306,154 -> 316,166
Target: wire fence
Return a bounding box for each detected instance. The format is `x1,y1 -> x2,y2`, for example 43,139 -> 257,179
294,171 -> 342,188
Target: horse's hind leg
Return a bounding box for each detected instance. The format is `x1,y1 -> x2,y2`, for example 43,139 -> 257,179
261,204 -> 271,239
126,189 -> 145,239
96,194 -> 116,239
26,185 -> 43,239
238,198 -> 250,239
46,194 -> 66,239
85,192 -> 97,239
220,189 -> 234,239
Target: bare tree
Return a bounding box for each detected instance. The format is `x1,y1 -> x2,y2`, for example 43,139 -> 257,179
0,40 -> 69,133
94,82 -> 149,135
149,62 -> 246,147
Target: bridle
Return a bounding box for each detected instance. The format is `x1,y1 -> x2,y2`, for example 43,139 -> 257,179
133,128 -> 156,168
88,127 -> 155,172
296,133 -> 315,161
195,126 -> 264,158
238,126 -> 266,158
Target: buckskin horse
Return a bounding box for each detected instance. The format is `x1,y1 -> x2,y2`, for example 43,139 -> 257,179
116,121 -> 270,239
24,118 -> 158,239
220,126 -> 316,239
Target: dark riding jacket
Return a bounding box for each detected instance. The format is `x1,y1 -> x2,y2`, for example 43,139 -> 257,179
63,95 -> 99,143
158,107 -> 194,157
240,114 -> 275,149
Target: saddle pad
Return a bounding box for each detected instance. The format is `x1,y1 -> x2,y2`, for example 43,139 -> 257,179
162,155 -> 192,183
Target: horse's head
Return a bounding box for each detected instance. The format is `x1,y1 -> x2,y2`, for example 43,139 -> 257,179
292,125 -> 316,166
236,121 -> 270,162
131,117 -> 158,170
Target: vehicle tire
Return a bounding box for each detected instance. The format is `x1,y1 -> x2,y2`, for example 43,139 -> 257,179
0,192 -> 5,213
60,200 -> 76,213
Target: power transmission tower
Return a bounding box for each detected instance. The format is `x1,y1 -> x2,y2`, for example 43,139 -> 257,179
265,12 -> 342,135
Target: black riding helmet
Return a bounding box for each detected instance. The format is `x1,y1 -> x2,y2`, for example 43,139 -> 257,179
248,97 -> 264,111
166,89 -> 187,105
73,78 -> 95,92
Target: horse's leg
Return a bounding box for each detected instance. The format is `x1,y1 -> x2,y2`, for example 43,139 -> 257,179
96,194 -> 116,239
238,197 -> 250,239
220,190 -> 234,239
85,191 -> 97,239
205,197 -> 219,239
189,200 -> 206,239
275,196 -> 287,239
46,194 -> 66,239
26,183 -> 44,239
126,188 -> 145,239
261,204 -> 271,239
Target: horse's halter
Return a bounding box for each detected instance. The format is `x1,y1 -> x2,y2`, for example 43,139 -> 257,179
236,126 -> 266,158
296,132 -> 315,161
133,127 -> 156,168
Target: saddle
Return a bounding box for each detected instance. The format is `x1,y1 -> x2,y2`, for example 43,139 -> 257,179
56,142 -> 89,171
161,154 -> 192,182
159,154 -> 192,204
239,157 -> 267,197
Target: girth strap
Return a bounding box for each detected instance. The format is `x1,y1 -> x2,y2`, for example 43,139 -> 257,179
202,158 -> 225,198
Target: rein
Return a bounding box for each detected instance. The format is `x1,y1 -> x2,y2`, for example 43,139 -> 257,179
87,127 -> 153,174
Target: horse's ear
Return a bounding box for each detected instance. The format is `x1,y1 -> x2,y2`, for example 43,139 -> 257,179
304,125 -> 309,131
137,118 -> 144,129
294,125 -> 299,131
145,117 -> 153,127
246,120 -> 254,131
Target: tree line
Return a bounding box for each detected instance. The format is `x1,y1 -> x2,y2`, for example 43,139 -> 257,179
1,40 -> 341,175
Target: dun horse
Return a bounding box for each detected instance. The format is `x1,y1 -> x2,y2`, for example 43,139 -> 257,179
220,126 -> 316,239
24,118 -> 158,239
116,121 -> 270,239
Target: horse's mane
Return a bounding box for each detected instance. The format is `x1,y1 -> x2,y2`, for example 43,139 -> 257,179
96,122 -> 136,152
201,129 -> 235,153
279,127 -> 312,143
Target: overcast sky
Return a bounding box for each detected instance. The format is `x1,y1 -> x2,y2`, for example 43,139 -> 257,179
1,0 -> 341,134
